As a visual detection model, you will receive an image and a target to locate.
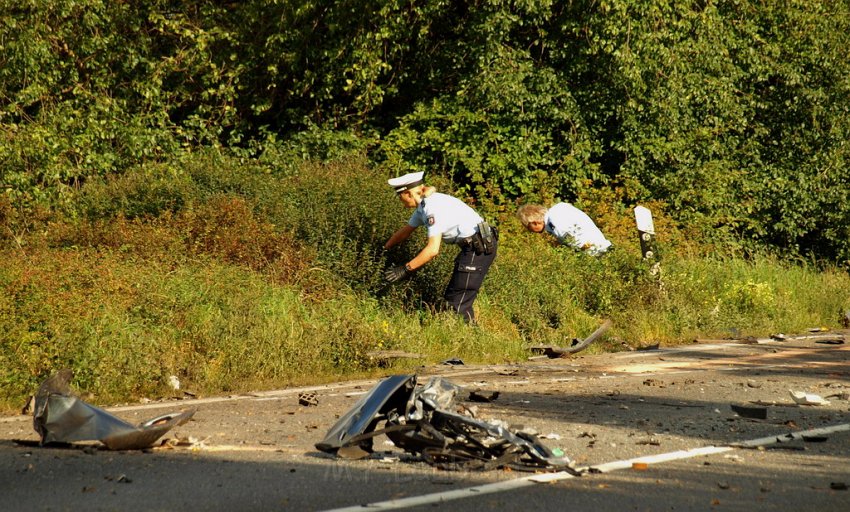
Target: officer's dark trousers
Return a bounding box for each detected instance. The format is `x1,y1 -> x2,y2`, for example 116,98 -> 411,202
444,236 -> 498,323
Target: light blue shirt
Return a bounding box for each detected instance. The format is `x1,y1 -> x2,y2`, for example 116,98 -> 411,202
545,202 -> 612,255
409,192 -> 483,244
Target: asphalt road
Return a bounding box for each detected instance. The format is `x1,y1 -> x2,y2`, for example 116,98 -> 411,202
2,333 -> 849,511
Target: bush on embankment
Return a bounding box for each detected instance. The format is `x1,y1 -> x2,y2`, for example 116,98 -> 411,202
2,151 -> 849,414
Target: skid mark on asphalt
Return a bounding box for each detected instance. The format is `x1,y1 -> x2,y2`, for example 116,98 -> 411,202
321,423 -> 850,512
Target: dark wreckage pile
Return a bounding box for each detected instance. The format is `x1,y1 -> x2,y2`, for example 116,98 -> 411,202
316,374 -> 581,474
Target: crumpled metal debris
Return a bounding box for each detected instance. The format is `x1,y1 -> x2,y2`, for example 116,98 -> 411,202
408,377 -> 463,420
315,374 -> 415,454
33,369 -> 195,450
530,319 -> 612,358
316,374 -> 578,474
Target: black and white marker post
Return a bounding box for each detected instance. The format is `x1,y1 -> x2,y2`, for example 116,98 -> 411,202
634,205 -> 661,275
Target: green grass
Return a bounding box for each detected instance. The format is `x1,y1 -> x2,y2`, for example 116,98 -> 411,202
2,152 -> 848,414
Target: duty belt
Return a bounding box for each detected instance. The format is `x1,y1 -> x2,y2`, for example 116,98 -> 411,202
457,222 -> 496,254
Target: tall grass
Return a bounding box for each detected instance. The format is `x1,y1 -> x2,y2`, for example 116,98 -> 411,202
1,150 -> 848,414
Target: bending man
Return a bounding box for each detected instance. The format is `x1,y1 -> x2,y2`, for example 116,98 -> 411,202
517,203 -> 612,256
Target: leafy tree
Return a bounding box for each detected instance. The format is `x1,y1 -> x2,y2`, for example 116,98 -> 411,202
1,0 -> 849,262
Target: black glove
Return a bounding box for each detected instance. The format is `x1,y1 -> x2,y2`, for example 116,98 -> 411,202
384,264 -> 411,284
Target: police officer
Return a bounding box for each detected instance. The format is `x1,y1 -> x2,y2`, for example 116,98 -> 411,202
516,203 -> 612,256
384,172 -> 497,323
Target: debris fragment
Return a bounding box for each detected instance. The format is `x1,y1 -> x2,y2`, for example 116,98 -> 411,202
790,333 -> 845,343
298,392 -> 319,407
468,390 -> 500,403
316,374 -> 578,474
168,375 -> 181,391
815,338 -> 845,345
825,391 -> 850,401
762,445 -> 806,452
441,358 -> 465,366
529,319 -> 613,358
789,390 -> 830,406
636,343 -> 659,351
32,369 -> 195,450
163,435 -> 210,449
21,395 -> 35,415
635,438 -> 661,446
731,404 -> 768,420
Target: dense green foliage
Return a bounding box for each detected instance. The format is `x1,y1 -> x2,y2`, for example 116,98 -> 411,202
2,154 -> 849,413
2,0 -> 850,411
2,0 -> 849,262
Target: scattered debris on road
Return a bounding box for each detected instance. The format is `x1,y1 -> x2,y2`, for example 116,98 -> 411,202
694,330 -> 846,345
32,369 -> 195,450
315,374 -> 579,473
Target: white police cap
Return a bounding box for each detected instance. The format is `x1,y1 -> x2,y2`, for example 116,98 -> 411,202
388,171 -> 425,193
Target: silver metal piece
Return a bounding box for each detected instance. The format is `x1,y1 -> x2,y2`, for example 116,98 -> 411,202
33,369 -> 195,450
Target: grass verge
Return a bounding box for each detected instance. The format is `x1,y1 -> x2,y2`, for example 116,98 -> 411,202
2,152 -> 848,414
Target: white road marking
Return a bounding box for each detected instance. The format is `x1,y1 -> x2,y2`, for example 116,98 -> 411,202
320,423 -> 850,512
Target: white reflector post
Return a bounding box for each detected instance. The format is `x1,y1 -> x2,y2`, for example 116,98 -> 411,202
634,206 -> 655,234
634,206 -> 658,263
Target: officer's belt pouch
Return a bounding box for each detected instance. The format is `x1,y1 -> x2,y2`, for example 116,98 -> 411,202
477,222 -> 495,255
